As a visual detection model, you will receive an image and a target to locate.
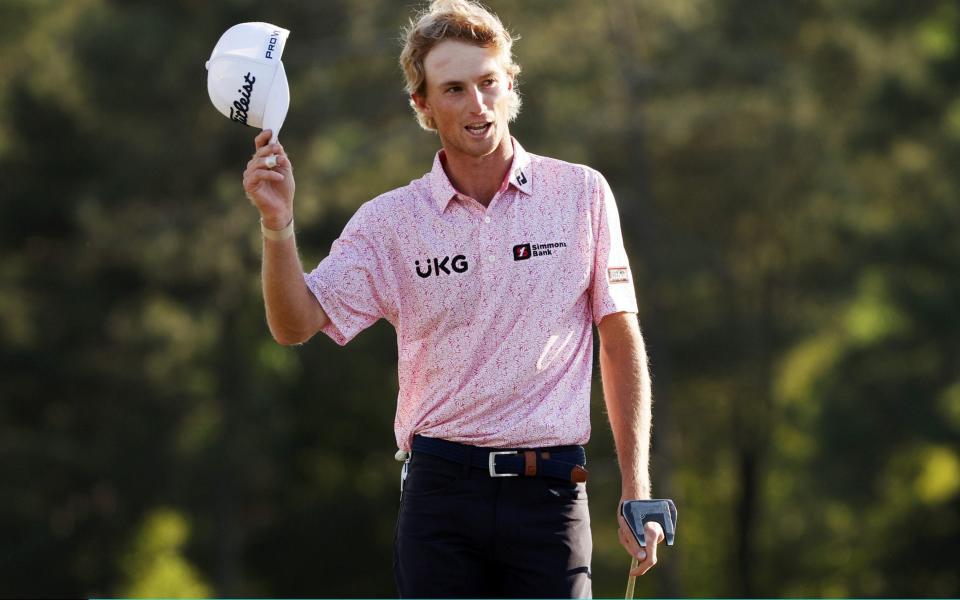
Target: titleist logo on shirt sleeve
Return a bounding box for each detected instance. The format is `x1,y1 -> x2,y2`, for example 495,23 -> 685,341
607,267 -> 630,284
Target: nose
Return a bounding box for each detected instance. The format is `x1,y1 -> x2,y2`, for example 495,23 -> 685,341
467,86 -> 484,114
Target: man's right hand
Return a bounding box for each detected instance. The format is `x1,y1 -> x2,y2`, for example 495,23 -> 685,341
243,129 -> 296,230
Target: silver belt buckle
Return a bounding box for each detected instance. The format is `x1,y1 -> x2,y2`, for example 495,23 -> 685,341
489,450 -> 519,477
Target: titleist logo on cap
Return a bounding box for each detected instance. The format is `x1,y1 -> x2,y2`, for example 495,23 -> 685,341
230,72 -> 256,124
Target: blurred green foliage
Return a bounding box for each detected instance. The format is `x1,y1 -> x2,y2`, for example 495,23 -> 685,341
119,508 -> 212,599
1,0 -> 958,597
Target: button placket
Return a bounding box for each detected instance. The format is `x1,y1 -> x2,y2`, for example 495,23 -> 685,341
480,209 -> 495,264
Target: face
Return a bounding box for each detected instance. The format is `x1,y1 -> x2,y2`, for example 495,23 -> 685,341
413,40 -> 513,159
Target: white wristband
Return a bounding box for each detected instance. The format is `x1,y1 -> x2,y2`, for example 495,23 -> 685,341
261,216 -> 294,241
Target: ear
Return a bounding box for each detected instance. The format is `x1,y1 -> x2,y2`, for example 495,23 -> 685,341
411,92 -> 432,118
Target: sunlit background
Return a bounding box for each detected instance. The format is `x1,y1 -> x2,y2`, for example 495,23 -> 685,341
2,0 -> 959,597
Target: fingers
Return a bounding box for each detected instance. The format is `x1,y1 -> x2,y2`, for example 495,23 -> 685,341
617,511 -> 644,559
245,131 -> 294,206
646,520 -> 666,546
244,167 -> 285,186
252,129 -> 286,164
249,142 -> 291,175
244,150 -> 287,180
246,152 -> 288,171
629,522 -> 664,576
252,144 -> 285,162
254,129 -> 272,150
618,509 -> 665,577
254,142 -> 283,159
243,168 -> 285,196
628,545 -> 654,577
618,514 -> 649,577
640,522 -> 661,572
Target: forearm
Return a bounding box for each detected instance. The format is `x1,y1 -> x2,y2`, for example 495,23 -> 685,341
262,233 -> 328,345
241,132 -> 326,344
599,313 -> 653,499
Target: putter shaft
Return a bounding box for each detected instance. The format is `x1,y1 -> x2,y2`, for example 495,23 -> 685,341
625,556 -> 639,599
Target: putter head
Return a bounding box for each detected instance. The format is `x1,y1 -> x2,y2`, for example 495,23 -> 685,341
621,498 -> 678,546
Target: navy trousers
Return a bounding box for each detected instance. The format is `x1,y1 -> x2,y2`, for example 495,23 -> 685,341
394,450 -> 593,598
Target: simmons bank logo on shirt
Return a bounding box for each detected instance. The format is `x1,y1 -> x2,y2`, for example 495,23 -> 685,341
513,241 -> 567,261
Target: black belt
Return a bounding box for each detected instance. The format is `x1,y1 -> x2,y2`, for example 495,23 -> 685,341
411,435 -> 588,483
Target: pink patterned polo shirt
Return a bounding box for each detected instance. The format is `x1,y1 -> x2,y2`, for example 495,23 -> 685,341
304,138 -> 637,451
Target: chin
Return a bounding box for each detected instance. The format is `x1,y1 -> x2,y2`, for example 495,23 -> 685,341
466,130 -> 505,156
468,138 -> 499,157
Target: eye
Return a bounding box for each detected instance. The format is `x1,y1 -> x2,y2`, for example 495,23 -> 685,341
482,78 -> 496,87
445,86 -> 462,94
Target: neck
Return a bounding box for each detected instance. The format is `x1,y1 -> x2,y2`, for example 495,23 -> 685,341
440,133 -> 513,207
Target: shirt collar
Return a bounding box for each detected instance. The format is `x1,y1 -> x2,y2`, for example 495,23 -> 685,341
429,137 -> 534,211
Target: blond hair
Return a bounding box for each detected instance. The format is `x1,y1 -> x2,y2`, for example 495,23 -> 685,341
400,0 -> 522,131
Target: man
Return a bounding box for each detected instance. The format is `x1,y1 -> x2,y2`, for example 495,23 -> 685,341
241,0 -> 662,596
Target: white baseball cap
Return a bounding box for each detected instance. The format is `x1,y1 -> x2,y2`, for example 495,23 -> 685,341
206,22 -> 290,142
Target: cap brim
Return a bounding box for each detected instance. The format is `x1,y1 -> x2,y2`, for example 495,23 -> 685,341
262,61 -> 290,143
210,22 -> 290,64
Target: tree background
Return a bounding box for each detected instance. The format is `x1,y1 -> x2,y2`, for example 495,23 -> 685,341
1,0 -> 959,597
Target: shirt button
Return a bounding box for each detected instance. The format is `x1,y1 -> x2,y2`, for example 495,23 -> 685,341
484,216 -> 491,223
488,255 -> 495,262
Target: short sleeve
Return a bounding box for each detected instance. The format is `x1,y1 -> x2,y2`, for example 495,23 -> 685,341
590,170 -> 639,324
303,203 -> 397,345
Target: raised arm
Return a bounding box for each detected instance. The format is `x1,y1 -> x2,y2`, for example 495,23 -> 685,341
243,129 -> 328,345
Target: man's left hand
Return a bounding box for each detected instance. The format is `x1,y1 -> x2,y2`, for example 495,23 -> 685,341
617,500 -> 665,576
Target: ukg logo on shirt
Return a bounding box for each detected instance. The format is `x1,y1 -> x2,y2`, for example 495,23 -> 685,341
415,255 -> 469,278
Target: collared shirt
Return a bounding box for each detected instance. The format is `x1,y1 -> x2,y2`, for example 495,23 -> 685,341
304,138 -> 638,451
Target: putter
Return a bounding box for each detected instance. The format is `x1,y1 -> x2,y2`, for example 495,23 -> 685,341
621,499 -> 678,598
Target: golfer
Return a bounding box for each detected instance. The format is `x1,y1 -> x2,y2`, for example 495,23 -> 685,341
242,0 -> 661,596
